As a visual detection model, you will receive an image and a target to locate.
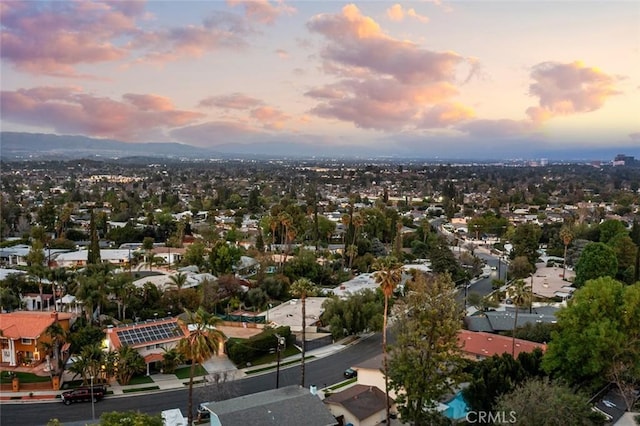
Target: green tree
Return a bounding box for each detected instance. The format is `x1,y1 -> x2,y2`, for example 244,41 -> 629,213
99,411 -> 163,426
289,277 -> 319,388
466,292 -> 499,313
168,272 -> 188,309
509,279 -> 531,357
388,273 -> 466,425
44,322 -> 67,374
26,240 -> 47,310
320,289 -> 383,339
87,209 -> 101,265
373,255 -> 403,425
494,378 -> 606,426
559,226 -> 574,280
598,219 -> 628,244
161,347 -> 183,374
142,237 -> 155,270
115,345 -> 145,385
511,223 -> 541,267
543,277 -> 640,398
182,241 -> 206,270
209,242 -> 241,275
574,242 -> 618,287
177,307 -> 226,425
463,351 -> 544,412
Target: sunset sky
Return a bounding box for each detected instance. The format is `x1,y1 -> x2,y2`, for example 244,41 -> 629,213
1,0 -> 639,158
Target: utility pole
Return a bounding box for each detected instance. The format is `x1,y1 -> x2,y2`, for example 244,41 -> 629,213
275,333 -> 285,389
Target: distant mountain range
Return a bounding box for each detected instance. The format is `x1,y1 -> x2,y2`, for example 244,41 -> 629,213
0,132 -> 217,160
0,131 -> 638,163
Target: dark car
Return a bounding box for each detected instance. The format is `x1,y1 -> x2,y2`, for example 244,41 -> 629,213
196,403 -> 211,422
344,368 -> 357,379
61,385 -> 106,405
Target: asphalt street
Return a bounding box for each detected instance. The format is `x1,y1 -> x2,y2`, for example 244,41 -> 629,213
0,333 -> 383,426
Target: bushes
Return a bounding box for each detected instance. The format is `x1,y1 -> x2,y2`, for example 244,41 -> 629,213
226,326 -> 292,366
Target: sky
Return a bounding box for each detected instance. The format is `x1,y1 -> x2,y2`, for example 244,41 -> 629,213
1,0 -> 639,159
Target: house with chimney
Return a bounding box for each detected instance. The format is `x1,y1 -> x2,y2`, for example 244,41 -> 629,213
0,311 -> 72,367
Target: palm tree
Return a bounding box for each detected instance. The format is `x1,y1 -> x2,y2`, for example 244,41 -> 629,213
509,279 -> 531,357
559,226 -> 573,280
177,307 -> 226,425
161,347 -> 183,374
115,345 -> 145,385
169,272 -> 188,309
289,278 -> 319,388
44,322 -> 67,374
348,214 -> 364,269
373,256 -> 402,425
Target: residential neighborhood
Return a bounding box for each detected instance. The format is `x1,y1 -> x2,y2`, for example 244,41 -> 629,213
1,157 -> 639,426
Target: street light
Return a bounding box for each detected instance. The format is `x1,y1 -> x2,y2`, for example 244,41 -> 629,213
275,334 -> 285,389
90,375 -> 95,420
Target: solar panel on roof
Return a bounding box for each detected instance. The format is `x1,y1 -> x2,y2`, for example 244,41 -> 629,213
116,321 -> 183,346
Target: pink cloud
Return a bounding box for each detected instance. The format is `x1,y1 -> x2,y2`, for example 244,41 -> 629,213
420,103 -> 475,128
227,0 -> 296,24
198,93 -> 264,109
1,2 -> 257,76
250,106 -> 290,129
526,61 -> 621,122
308,4 -> 458,84
0,1 -> 137,77
130,13 -> 251,64
305,5 -> 474,131
1,86 -> 204,141
387,4 -> 429,23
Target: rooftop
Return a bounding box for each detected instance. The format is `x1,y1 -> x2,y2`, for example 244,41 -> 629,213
0,311 -> 72,339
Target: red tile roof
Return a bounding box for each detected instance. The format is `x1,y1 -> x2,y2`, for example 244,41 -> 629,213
0,311 -> 72,340
458,330 -> 546,359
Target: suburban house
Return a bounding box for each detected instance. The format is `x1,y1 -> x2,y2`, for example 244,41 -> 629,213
324,384 -> 393,426
200,385 -> 338,426
104,317 -> 190,375
464,305 -> 559,333
21,293 -> 55,311
0,311 -> 72,367
54,249 -> 132,268
457,330 -> 547,360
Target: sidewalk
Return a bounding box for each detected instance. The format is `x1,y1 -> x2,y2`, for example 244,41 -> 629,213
0,334 -> 363,403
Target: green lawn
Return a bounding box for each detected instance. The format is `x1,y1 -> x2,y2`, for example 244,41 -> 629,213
0,371 -> 51,384
122,375 -> 154,386
249,345 -> 301,366
122,386 -> 159,393
174,364 -> 208,379
245,356 -> 315,375
328,377 -> 356,390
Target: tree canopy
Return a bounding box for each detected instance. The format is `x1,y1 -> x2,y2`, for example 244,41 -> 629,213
388,273 -> 466,424
574,242 -> 618,287
542,277 -> 640,394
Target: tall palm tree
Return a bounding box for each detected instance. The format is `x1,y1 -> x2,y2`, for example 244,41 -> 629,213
348,214 -> 364,269
373,256 -> 402,425
510,279 -> 531,357
177,307 -> 226,425
45,322 -> 67,374
289,278 -> 319,388
559,226 -> 573,280
169,272 -> 188,310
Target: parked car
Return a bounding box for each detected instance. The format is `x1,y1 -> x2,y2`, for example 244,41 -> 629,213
61,385 -> 106,405
196,403 -> 211,422
344,368 -> 357,379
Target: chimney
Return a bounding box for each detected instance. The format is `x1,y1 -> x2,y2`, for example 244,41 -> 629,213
50,312 -> 58,321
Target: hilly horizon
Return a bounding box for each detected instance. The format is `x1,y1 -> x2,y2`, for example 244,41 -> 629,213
0,131 -> 638,163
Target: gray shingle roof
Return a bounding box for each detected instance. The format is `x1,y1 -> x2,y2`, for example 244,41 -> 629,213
202,385 -> 337,426
324,384 -> 391,421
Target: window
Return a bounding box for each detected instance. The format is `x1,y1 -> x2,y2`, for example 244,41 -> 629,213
21,338 -> 33,345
